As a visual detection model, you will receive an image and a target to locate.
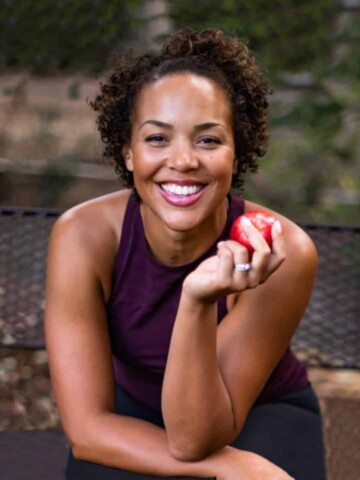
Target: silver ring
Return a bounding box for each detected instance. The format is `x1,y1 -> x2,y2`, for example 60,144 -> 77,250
234,262 -> 251,272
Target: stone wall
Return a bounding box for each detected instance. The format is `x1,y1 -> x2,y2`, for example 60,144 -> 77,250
0,348 -> 60,431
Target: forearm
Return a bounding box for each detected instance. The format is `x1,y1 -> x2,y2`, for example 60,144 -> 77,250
71,411 -> 230,477
162,294 -> 235,459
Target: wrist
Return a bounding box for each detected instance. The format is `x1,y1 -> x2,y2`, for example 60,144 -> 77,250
179,288 -> 218,315
197,446 -> 240,478
181,272 -> 220,306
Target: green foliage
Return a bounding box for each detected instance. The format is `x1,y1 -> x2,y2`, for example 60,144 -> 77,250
0,0 -> 143,73
244,13 -> 360,224
167,0 -> 338,78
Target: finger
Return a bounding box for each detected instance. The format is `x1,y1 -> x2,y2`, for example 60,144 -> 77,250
271,220 -> 286,261
216,243 -> 236,287
217,239 -> 251,262
241,216 -> 271,253
259,221 -> 286,282
220,242 -> 251,290
250,245 -> 272,287
240,216 -> 272,286
218,238 -> 264,289
217,242 -> 252,293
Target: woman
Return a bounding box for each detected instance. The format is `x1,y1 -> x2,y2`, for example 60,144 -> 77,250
45,28 -> 327,479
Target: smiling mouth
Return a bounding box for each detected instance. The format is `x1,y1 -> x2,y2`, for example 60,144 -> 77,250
160,183 -> 205,197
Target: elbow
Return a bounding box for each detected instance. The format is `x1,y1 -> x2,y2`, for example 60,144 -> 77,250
65,421 -> 98,462
63,411 -> 115,462
167,419 -> 238,462
70,434 -> 100,463
67,431 -> 90,461
71,444 -> 86,461
168,431 -> 228,462
166,423 -> 213,461
169,441 -> 210,462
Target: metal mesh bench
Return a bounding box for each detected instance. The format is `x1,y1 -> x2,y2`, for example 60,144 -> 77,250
1,206 -> 360,479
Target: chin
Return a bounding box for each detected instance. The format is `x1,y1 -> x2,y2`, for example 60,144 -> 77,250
162,211 -> 204,233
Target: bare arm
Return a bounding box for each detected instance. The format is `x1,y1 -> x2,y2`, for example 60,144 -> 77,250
161,202 -> 317,460
45,206 -> 216,477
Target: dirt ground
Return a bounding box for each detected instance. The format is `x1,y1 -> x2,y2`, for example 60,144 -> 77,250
0,348 -> 60,431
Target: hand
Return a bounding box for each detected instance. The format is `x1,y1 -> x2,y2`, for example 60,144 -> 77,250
213,448 -> 295,480
182,219 -> 285,304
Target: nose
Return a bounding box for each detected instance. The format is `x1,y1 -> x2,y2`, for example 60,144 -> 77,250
167,142 -> 199,171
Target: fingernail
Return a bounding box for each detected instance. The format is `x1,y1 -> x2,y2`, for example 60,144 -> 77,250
217,241 -> 224,248
274,220 -> 282,234
241,216 -> 252,227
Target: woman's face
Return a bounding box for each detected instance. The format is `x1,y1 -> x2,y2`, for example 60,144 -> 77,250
125,72 -> 236,234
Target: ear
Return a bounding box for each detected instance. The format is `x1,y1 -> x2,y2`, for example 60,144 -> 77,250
123,147 -> 134,172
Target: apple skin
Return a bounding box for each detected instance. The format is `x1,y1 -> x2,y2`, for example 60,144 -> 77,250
229,210 -> 276,256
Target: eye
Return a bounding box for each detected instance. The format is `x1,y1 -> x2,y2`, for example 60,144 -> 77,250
145,134 -> 168,144
198,136 -> 221,147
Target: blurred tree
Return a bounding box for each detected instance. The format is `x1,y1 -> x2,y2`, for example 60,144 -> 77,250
167,0 -> 338,78
246,11 -> 360,224
0,0 -> 143,73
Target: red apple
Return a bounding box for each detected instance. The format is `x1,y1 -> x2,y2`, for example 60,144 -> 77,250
230,210 -> 276,256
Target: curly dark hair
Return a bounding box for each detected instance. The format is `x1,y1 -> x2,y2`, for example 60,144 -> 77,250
90,28 -> 270,190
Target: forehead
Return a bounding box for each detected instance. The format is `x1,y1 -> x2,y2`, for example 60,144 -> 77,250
133,73 -> 232,123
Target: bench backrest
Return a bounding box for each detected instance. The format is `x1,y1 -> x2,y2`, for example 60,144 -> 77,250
1,207 -> 359,369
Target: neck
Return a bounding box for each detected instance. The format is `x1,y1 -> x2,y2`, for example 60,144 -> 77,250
141,199 -> 228,266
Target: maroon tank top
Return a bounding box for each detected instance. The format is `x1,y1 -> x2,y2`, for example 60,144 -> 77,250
106,194 -> 308,411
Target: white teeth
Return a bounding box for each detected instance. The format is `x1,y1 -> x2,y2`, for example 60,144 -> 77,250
161,183 -> 202,196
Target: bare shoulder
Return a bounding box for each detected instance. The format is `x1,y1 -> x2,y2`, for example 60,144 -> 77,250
244,199 -> 318,272
51,189 -> 131,249
48,190 -> 132,299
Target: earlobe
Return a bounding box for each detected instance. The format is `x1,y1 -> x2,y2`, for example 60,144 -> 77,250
123,150 -> 134,171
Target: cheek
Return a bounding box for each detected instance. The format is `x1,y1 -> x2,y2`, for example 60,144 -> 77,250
210,152 -> 236,177
130,154 -> 160,184
129,148 -> 152,175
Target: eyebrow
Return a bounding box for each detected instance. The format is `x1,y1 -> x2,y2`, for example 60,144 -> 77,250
139,120 -> 228,132
139,120 -> 172,130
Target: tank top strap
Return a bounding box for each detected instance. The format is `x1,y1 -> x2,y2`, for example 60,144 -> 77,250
227,193 -> 245,225
108,193 -> 142,305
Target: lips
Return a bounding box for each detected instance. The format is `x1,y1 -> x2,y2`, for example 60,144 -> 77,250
158,181 -> 206,207
159,182 -> 204,197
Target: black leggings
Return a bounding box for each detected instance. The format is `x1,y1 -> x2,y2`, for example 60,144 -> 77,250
66,384 -> 327,480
